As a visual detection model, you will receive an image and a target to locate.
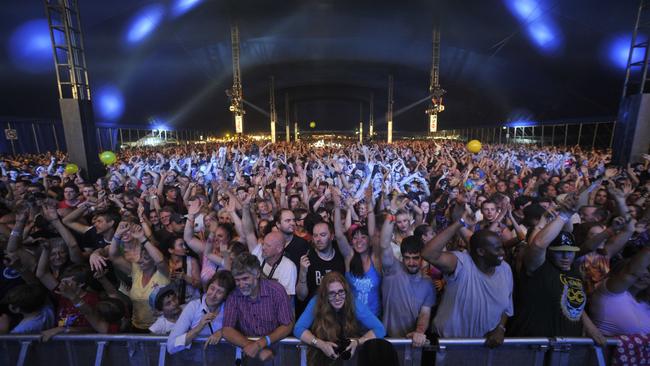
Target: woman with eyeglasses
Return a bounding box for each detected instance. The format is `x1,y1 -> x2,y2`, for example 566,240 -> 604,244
294,272 -> 385,366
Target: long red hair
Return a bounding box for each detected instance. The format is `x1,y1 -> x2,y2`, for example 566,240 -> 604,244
311,271 -> 358,341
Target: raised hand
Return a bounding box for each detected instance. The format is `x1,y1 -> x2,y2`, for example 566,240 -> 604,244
299,254 -> 310,272
187,199 -> 201,216
130,224 -> 145,240
604,167 -> 619,179
114,221 -> 130,239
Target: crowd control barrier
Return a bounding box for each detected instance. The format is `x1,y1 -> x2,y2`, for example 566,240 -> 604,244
0,335 -> 620,366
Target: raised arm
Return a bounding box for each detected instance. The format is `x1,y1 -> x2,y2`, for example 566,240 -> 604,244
605,247 -> 650,294
184,201 -> 206,256
203,234 -> 225,267
524,214 -> 567,274
421,220 -> 460,274
333,193 -> 353,261
379,208 -> 396,270
36,242 -> 58,291
296,254 -> 310,301
108,222 -> 133,275
240,194 -> 261,253
365,186 -> 376,237
61,202 -> 94,234
133,223 -> 169,277
42,203 -> 83,264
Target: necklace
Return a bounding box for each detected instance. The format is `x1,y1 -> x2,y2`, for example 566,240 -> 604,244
317,248 -> 335,261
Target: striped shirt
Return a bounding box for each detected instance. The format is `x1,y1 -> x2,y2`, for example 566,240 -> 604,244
223,279 -> 293,336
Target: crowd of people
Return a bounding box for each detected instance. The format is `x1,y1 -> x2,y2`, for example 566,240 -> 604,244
1,139 -> 649,365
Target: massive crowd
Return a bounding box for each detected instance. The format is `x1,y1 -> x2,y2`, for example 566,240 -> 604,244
1,140 -> 649,365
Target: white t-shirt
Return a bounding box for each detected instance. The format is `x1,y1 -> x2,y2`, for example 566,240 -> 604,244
433,251 -> 514,337
252,245 -> 297,296
149,316 -> 176,335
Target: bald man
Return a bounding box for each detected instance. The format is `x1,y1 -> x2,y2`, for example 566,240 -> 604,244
251,231 -> 298,296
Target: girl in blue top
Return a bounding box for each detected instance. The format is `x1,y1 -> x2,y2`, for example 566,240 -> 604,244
333,195 -> 382,317
294,272 -> 385,366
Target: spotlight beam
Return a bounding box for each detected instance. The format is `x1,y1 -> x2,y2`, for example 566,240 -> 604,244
242,99 -> 270,117
374,94 -> 434,126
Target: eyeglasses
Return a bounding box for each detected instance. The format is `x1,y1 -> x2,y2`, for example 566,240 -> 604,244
327,290 -> 346,300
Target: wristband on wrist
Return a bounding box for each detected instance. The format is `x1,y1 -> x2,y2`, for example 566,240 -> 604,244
386,214 -> 396,222
558,211 -> 572,223
140,238 -> 150,245
265,336 -> 271,347
10,230 -> 21,237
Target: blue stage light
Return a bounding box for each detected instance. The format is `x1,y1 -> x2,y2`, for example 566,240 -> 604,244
171,0 -> 203,17
95,85 -> 124,121
526,19 -> 561,53
8,19 -> 52,74
506,120 -> 538,128
510,0 -> 542,22
125,4 -> 165,44
606,34 -> 646,70
504,0 -> 562,54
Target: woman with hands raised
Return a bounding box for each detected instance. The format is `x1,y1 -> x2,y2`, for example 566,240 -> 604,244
108,221 -> 169,332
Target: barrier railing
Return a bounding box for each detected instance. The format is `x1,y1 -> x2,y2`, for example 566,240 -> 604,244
0,335 -> 620,366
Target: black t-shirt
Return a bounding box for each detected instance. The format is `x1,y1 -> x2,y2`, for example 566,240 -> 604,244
508,260 -> 585,337
305,243 -> 346,299
284,235 -> 310,270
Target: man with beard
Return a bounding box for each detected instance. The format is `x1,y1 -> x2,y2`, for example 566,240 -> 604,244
222,253 -> 294,364
274,209 -> 309,270
380,216 -> 435,347
422,213 -> 513,348
296,222 -> 346,302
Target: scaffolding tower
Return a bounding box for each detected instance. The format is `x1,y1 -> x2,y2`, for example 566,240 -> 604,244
229,24 -> 245,134
426,26 -> 445,133
369,92 -> 375,138
285,93 -> 290,142
621,0 -> 650,98
44,0 -> 102,178
387,75 -> 394,143
269,77 -> 277,143
612,0 -> 650,164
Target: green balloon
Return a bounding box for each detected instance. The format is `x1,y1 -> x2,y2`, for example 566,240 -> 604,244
64,163 -> 79,175
99,151 -> 117,165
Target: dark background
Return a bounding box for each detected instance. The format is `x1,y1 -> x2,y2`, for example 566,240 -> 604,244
0,0 -> 640,134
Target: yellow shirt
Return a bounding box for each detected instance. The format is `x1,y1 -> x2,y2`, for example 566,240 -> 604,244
129,263 -> 169,329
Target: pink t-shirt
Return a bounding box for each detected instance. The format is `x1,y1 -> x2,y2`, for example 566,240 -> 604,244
589,280 -> 650,336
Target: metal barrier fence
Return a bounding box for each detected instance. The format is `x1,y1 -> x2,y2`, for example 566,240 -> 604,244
0,335 -> 620,366
430,121 -> 616,149
0,119 -> 211,155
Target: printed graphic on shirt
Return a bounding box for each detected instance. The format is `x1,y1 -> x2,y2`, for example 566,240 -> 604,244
314,270 -> 331,286
349,276 -> 372,305
559,273 -> 585,321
